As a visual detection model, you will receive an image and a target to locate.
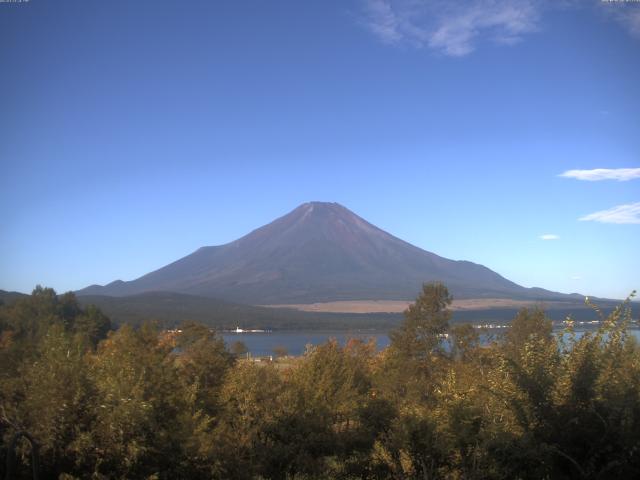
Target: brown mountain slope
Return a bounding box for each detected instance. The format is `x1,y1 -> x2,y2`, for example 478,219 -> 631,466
77,202 -> 582,304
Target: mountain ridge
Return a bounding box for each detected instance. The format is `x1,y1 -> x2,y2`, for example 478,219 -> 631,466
77,202 -> 582,303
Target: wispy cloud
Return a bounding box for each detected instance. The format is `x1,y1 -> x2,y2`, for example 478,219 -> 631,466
539,233 -> 559,240
571,275 -> 582,280
360,1 -> 640,56
361,0 -> 541,56
600,3 -> 640,39
364,0 -> 404,44
579,202 -> 640,224
559,168 -> 640,181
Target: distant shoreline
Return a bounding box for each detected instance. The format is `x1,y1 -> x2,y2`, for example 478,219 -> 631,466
262,298 -> 603,314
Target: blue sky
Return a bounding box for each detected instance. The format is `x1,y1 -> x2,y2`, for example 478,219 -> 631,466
1,0 -> 638,299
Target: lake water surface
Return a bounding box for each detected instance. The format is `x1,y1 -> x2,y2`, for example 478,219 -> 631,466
222,328 -> 640,357
222,331 -> 389,357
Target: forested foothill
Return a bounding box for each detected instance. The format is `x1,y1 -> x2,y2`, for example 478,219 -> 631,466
1,284 -> 639,479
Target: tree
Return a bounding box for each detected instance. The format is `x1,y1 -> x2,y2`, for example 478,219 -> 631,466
449,323 -> 479,362
273,345 -> 288,358
230,340 -> 248,357
213,362 -> 286,479
174,322 -> 234,415
3,324 -> 94,478
266,339 -> 376,478
503,307 -> 553,353
73,304 -> 112,347
2,282 -> 639,478
84,322 -> 186,478
5,286 -> 61,345
389,282 -> 452,359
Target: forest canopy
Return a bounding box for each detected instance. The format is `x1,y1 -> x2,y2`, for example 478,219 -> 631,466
1,284 -> 639,479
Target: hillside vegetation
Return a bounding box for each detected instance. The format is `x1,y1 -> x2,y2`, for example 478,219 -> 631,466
1,284 -> 639,479
76,291 -> 402,331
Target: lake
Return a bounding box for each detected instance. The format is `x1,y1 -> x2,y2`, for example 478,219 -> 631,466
222,328 -> 640,357
222,330 -> 390,357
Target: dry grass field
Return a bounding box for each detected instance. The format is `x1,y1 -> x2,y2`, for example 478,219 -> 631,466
263,298 -> 551,314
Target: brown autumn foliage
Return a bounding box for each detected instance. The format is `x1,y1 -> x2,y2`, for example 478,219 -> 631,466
1,284 -> 638,479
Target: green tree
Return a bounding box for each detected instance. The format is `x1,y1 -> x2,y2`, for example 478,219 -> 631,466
84,322 -> 186,478
379,282 -> 453,407
174,321 -> 234,415
503,307 -> 553,353
449,323 -> 480,362
213,362 -> 286,479
2,324 -> 95,478
230,340 -> 249,357
389,282 -> 452,359
73,304 -> 112,347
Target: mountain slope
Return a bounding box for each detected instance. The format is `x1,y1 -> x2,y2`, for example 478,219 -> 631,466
76,291 -> 401,330
76,291 -> 626,331
78,202 -> 578,303
0,289 -> 28,305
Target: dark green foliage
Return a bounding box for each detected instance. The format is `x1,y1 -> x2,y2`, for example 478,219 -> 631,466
449,323 -> 479,361
174,321 -> 234,415
1,286 -> 639,479
71,289 -> 627,332
1,286 -> 111,348
74,304 -> 112,347
76,291 -> 403,331
230,339 -> 249,357
389,282 -> 452,359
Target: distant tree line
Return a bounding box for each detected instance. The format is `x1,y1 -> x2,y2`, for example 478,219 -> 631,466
1,283 -> 639,479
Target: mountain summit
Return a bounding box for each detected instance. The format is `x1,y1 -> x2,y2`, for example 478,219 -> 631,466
78,202 -> 570,303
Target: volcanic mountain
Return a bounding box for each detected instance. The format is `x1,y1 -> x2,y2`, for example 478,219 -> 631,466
78,202 -> 576,304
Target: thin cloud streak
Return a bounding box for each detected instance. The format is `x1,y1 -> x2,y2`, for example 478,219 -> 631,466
540,234 -> 559,240
360,1 -> 640,56
364,0 -> 403,44
560,168 -> 640,181
600,3 -> 640,39
579,202 -> 640,224
361,0 -> 541,56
